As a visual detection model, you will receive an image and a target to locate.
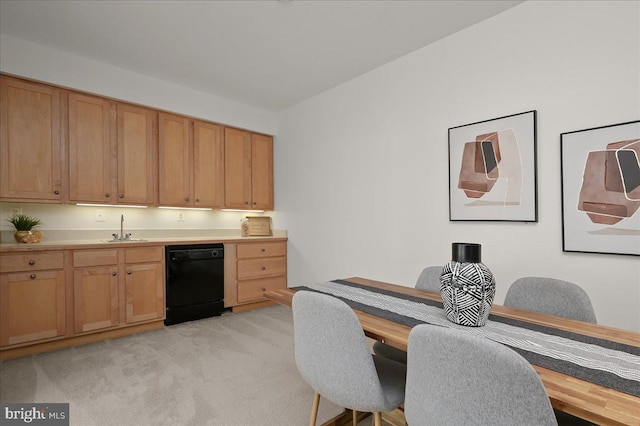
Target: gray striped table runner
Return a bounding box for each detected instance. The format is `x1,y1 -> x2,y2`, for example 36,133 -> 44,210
297,279 -> 640,398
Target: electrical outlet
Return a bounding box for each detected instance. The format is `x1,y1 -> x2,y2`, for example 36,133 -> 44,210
96,209 -> 106,222
178,212 -> 184,222
11,207 -> 22,216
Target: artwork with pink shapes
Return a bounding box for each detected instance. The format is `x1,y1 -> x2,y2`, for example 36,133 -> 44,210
448,110 -> 537,222
561,120 -> 640,256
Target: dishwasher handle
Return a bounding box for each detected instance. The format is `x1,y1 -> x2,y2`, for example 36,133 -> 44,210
169,248 -> 224,262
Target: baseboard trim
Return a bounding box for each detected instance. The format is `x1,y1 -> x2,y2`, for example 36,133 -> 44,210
231,300 -> 276,313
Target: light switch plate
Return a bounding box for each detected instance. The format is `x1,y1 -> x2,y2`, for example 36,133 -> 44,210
96,209 -> 106,222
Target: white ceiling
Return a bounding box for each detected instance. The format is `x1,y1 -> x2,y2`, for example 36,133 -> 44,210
0,0 -> 523,111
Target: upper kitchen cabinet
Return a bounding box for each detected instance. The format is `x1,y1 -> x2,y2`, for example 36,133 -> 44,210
116,103 -> 157,205
158,114 -> 224,208
224,128 -> 273,210
68,92 -> 116,204
193,120 -> 224,208
158,112 -> 191,206
0,76 -> 62,202
250,133 -> 274,210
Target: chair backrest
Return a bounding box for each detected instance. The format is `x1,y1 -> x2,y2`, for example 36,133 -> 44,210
504,277 -> 597,323
415,266 -> 442,292
292,291 -> 387,412
405,325 -> 557,426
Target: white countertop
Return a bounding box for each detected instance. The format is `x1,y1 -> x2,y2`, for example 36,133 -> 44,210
0,229 -> 287,252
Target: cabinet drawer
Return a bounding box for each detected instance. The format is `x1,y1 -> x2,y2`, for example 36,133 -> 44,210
73,249 -> 118,267
0,252 -> 64,273
237,257 -> 286,280
125,247 -> 163,264
237,277 -> 286,304
236,241 -> 286,259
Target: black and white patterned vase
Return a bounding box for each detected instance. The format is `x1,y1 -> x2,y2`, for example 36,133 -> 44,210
440,243 -> 496,327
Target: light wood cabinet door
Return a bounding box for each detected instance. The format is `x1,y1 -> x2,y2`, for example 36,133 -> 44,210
224,127 -> 252,209
125,262 -> 164,324
251,134 -> 274,210
194,120 -> 224,208
0,270 -> 66,346
69,92 -> 116,203
158,112 -> 191,206
73,266 -> 119,333
117,103 -> 156,205
0,76 -> 62,202
224,128 -> 274,210
236,241 -> 286,259
237,257 -> 287,281
237,276 -> 286,304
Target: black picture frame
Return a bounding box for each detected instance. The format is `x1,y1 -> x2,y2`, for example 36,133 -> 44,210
448,110 -> 538,222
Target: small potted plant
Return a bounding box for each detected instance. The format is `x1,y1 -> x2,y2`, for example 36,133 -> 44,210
8,213 -> 43,243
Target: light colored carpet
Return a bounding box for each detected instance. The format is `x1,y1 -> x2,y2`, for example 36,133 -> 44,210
0,305 -> 347,425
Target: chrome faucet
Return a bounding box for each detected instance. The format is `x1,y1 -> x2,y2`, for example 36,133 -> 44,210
112,214 -> 132,241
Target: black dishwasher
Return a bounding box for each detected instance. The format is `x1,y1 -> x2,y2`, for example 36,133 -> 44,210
165,243 -> 224,325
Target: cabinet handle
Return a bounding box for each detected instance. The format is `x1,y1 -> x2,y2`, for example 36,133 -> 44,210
112,272 -> 117,276
28,260 -> 35,265
185,197 -> 190,202
195,198 -> 200,202
105,193 -> 110,198
261,248 -> 266,252
30,274 -> 36,279
253,202 -> 256,205
261,266 -> 266,270
119,194 -> 124,199
261,287 -> 266,292
244,201 -> 249,205
54,190 -> 60,195
127,271 -> 132,275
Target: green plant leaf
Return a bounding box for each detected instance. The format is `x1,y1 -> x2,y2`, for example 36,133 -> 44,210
7,213 -> 41,231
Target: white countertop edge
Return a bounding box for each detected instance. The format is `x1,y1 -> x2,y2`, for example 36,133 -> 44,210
0,229 -> 287,250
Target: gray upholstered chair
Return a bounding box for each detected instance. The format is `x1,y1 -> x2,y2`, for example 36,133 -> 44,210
292,291 -> 406,426
372,265 -> 442,364
504,276 -> 598,426
414,265 -> 443,292
504,277 -> 597,324
405,324 -> 557,426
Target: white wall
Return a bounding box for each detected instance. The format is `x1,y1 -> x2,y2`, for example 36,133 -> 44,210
0,34 -> 277,135
274,1 -> 640,331
0,202 -> 254,235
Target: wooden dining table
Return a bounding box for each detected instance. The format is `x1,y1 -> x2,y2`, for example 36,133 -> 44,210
264,277 -> 640,426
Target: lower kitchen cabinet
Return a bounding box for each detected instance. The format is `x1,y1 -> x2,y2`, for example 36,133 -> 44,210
0,238 -> 286,358
73,249 -> 119,333
227,240 -> 287,311
73,266 -> 119,333
0,270 -> 66,347
0,252 -> 66,347
125,262 -> 164,324
0,245 -> 165,359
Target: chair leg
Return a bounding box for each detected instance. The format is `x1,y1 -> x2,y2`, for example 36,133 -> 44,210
374,412 -> 382,426
309,392 -> 321,426
352,410 -> 358,425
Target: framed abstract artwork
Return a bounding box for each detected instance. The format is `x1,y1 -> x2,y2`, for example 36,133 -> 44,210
561,120 -> 640,256
448,110 -> 538,222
